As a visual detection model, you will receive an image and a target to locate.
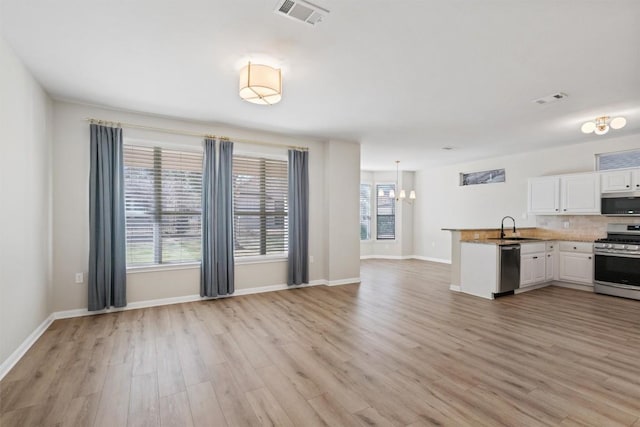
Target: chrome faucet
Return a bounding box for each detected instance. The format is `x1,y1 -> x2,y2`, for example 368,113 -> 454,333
500,216 -> 516,239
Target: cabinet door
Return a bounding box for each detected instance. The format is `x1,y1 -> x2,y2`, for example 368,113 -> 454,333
521,253 -> 545,287
532,255 -> 546,283
520,254 -> 534,287
558,252 -> 594,285
528,177 -> 560,214
600,170 -> 632,192
560,174 -> 600,214
634,170 -> 640,191
545,252 -> 555,281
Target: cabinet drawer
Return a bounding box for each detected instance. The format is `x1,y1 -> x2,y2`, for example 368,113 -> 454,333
559,241 -> 593,253
520,242 -> 546,254
545,242 -> 556,252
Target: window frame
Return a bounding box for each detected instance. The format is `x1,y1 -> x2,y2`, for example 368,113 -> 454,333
360,183 -> 372,241
596,148 -> 640,171
123,139 -> 204,270
232,152 -> 289,261
375,182 -> 396,241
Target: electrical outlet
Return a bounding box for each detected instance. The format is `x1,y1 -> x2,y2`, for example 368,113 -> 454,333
563,221 -> 570,229
75,273 -> 83,284
473,233 -> 480,239
309,255 -> 314,263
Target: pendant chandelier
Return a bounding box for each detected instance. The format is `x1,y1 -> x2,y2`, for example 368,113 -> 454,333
378,161 -> 416,201
581,115 -> 626,136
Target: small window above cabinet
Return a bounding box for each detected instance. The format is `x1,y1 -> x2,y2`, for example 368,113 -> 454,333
600,169 -> 640,193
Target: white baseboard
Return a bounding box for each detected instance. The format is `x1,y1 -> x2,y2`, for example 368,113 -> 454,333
234,280 -> 324,296
360,255 -> 409,260
551,281 -> 594,292
360,255 -> 452,264
449,284 -> 461,292
411,255 -> 452,264
515,282 -> 550,294
54,294 -> 205,319
55,281 -> 328,319
326,277 -> 361,286
0,314 -> 55,381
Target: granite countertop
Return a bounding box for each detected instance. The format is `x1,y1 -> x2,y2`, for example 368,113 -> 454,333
461,237 -> 596,245
442,227 -> 537,231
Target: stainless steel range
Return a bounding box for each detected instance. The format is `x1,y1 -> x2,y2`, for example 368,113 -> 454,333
594,223 -> 640,300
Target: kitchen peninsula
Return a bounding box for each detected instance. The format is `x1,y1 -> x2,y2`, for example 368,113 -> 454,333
444,227 -> 600,299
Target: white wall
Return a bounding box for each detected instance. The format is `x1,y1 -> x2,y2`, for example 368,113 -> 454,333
325,140 -> 361,281
360,170 -> 415,258
414,134 -> 640,262
0,34 -> 52,366
51,101 -> 361,312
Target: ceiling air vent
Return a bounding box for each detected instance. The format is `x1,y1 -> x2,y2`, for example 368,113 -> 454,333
532,92 -> 569,105
275,0 -> 329,26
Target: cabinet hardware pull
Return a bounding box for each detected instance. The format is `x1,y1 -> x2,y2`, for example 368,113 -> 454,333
588,256 -> 592,259
533,256 -> 538,259
573,247 -> 577,249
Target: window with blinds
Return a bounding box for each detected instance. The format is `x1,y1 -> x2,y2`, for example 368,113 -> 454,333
376,183 -> 396,240
360,184 -> 371,240
123,144 -> 203,267
596,149 -> 640,171
233,155 -> 288,257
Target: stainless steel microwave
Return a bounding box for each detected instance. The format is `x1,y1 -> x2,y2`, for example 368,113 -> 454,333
601,195 -> 640,216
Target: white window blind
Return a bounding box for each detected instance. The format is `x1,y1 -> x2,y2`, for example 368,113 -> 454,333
123,144 -> 203,267
376,183 -> 396,240
360,184 -> 371,240
596,149 -> 640,171
233,156 -> 288,257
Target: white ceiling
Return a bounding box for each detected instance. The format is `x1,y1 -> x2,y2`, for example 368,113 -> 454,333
2,0 -> 639,170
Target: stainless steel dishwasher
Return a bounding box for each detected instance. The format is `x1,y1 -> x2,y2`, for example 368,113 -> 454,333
497,244 -> 520,293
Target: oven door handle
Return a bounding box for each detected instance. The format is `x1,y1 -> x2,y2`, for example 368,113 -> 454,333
595,252 -> 640,259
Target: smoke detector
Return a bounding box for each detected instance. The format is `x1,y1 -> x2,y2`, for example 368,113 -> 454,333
275,0 -> 329,26
532,92 -> 568,105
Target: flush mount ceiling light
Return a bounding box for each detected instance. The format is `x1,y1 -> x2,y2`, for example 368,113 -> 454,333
377,161 -> 416,202
239,62 -> 282,105
581,115 -> 627,136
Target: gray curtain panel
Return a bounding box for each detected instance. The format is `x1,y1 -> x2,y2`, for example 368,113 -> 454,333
288,149 -> 309,285
88,124 -> 127,311
200,138 -> 217,297
215,140 -> 235,295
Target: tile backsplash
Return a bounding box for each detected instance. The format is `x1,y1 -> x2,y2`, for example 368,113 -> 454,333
536,215 -> 640,240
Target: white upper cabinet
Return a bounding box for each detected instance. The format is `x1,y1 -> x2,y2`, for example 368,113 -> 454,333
560,173 -> 600,214
528,177 -> 560,214
529,173 -> 600,215
600,168 -> 640,193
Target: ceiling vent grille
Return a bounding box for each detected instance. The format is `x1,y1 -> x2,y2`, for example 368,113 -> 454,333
532,92 -> 569,105
274,0 -> 329,26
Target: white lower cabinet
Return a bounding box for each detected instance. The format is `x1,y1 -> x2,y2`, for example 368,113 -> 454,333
520,243 -> 547,288
519,241 -> 592,291
557,241 -> 594,285
545,242 -> 557,281
520,253 -> 545,287
558,252 -> 594,285
545,252 -> 555,281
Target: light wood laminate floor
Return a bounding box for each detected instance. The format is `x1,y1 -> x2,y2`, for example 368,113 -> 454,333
2,259 -> 640,426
